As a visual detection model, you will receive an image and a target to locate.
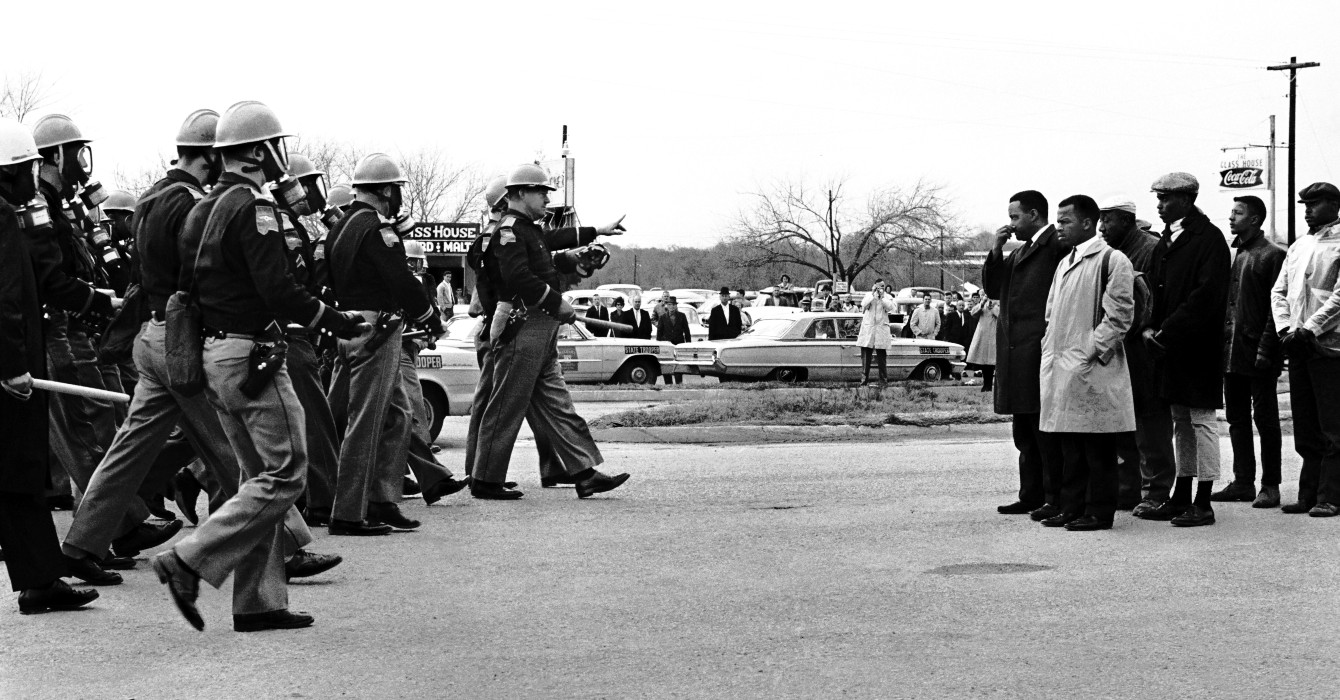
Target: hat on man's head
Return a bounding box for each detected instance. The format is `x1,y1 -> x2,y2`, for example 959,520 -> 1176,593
719,286 -> 730,295
1151,172 -> 1199,194
1298,182 -> 1340,203
1098,195 -> 1137,215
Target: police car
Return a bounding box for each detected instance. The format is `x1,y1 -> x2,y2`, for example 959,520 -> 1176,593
440,314 -> 677,385
412,343 -> 479,440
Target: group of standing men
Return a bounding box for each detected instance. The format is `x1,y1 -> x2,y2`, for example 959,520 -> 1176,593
0,101 -> 631,627
986,174 -> 1340,531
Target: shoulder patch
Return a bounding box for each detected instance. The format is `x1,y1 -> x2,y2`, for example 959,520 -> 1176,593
380,227 -> 400,247
499,230 -> 516,245
255,205 -> 278,235
500,215 -> 517,228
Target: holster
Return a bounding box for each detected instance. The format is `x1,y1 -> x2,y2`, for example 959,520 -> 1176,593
361,311 -> 403,359
240,339 -> 289,399
489,300 -> 527,345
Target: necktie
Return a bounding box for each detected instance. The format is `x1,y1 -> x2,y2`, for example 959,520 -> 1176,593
1068,248 -> 1076,265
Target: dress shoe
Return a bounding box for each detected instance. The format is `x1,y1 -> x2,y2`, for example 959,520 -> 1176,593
402,477 -> 421,497
1134,500 -> 1184,521
1309,502 -> 1340,517
302,508 -> 332,527
63,555 -> 122,586
1171,504 -> 1216,527
285,550 -> 343,580
1282,501 -> 1315,514
1064,515 -> 1113,531
1130,499 -> 1163,518
152,551 -> 203,631
471,481 -> 524,500
173,468 -> 203,526
541,474 -> 579,488
1210,482 -> 1256,502
575,471 -> 630,499
1252,486 -> 1281,509
234,609 -> 314,632
145,495 -> 179,522
422,477 -> 467,505
112,520 -> 183,558
463,476 -> 518,489
47,494 -> 74,511
1040,511 -> 1083,528
366,502 -> 420,530
100,555 -> 136,571
328,519 -> 392,536
18,580 -> 99,615
997,500 -> 1042,515
1029,503 -> 1062,522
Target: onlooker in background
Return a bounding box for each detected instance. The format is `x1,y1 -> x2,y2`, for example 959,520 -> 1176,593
826,293 -> 844,312
708,287 -> 742,340
1272,182 -> 1340,517
939,299 -> 967,346
857,281 -> 897,385
1100,196 -> 1170,512
733,288 -> 748,309
656,296 -> 691,384
585,296 -> 611,337
962,292 -> 980,350
621,295 -> 652,339
909,293 -> 941,339
1037,194 -> 1136,531
1138,172 -> 1231,528
436,273 -> 455,313
1213,195 -> 1285,508
776,274 -> 795,307
967,296 -> 998,392
609,296 -> 627,334
983,189 -> 1068,519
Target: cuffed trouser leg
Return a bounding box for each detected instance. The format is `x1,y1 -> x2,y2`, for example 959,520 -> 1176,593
0,492 -> 67,591
287,336 -> 339,511
332,316 -> 401,520
1171,404 -> 1220,480
526,345 -> 603,475
395,345 -> 451,493
173,337 -> 306,615
531,412 -> 566,480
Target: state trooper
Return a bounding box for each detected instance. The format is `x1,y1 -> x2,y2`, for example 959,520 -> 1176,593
325,153 -> 445,535
470,163 -> 629,499
31,114 -> 123,508
96,190 -> 142,416
149,101 -> 367,633
270,154 -> 342,523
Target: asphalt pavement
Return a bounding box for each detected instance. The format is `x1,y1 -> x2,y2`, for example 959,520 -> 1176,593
2,406 -> 1337,698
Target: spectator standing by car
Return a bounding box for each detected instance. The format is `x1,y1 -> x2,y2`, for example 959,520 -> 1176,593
585,296 -> 611,337
776,275 -> 795,307
657,296 -> 691,384
939,299 -> 967,346
909,293 -> 941,339
962,293 -> 980,350
1212,195 -> 1285,508
967,297 -> 998,392
436,273 -> 455,313
619,296 -> 653,339
609,296 -> 627,332
708,287 -> 742,340
857,281 -> 896,385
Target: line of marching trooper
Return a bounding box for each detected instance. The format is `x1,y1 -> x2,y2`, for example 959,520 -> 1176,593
0,101 -> 629,629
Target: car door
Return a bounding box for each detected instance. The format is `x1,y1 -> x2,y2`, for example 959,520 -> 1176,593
834,317 -> 865,381
557,323 -> 604,382
796,318 -> 844,381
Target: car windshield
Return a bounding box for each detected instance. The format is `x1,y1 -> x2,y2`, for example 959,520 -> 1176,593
558,323 -> 585,340
741,318 -> 794,338
444,316 -> 480,341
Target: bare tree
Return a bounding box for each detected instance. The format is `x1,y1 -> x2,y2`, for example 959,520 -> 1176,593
112,155 -> 174,198
730,178 -> 956,285
292,135 -> 360,185
0,71 -> 53,122
397,145 -> 485,223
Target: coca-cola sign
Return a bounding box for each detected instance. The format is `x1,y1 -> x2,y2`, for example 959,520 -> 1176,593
1221,167 -> 1264,188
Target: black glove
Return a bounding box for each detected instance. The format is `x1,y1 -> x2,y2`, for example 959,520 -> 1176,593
424,314 -> 445,336
332,310 -> 371,339
1281,327 -> 1316,358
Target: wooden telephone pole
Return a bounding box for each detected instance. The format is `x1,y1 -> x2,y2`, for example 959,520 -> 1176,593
1267,57 -> 1320,244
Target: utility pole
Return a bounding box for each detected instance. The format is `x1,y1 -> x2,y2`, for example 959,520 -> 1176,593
633,254 -> 638,286
1220,115 -> 1275,240
1267,57 -> 1320,244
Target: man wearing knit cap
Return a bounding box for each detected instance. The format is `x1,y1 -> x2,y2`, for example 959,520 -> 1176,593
1272,182 -> 1340,517
1213,195 -> 1285,508
1099,196 -> 1169,511
1136,172 -> 1231,527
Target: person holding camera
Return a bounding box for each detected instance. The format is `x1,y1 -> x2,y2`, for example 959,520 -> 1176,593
857,280 -> 896,385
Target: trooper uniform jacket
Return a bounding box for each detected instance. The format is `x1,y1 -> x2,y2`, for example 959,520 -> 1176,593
25,181 -> 111,319
278,208 -> 319,295
483,209 -> 597,318
177,173 -> 342,334
0,199 -> 51,494
326,201 -> 433,324
135,169 -> 206,317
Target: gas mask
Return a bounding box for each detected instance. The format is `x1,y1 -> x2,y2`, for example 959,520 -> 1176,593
0,161 -> 40,205
392,211 -> 416,236
60,143 -> 93,191
79,180 -> 108,209
320,205 -> 344,229
205,151 -> 224,187
108,213 -> 135,244
238,138 -> 291,184
292,174 -> 327,217
13,199 -> 53,235
272,176 -> 307,212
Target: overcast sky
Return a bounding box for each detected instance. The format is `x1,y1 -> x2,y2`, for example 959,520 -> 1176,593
5,1 -> 1338,249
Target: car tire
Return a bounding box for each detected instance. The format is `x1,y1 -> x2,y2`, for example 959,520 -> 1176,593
769,367 -> 806,383
914,361 -> 946,382
615,358 -> 658,385
421,383 -> 448,441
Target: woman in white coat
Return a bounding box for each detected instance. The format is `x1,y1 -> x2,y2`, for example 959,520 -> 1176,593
967,297 -> 999,392
857,280 -> 897,385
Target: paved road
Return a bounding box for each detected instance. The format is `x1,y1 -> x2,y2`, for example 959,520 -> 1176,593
3,412 -> 1337,698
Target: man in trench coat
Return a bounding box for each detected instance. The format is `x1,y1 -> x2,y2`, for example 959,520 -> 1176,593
1038,195 -> 1136,531
982,190 -> 1069,518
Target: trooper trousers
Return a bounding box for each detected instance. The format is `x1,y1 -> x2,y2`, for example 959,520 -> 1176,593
388,343 -> 453,500
174,336 -> 308,616
63,321 -> 311,562
472,314 -> 602,484
286,334 -> 340,511
45,312 -> 117,502
330,311 -> 408,522
464,333 -> 567,484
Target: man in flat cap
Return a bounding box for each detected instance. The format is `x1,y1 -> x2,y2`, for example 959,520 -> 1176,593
1099,196 -> 1168,511
1136,172 -> 1231,527
1213,195 -> 1286,508
1271,182 -> 1340,517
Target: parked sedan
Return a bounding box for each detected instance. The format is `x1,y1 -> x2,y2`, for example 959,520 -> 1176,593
413,344 -> 480,440
673,312 -> 965,382
438,314 -> 676,384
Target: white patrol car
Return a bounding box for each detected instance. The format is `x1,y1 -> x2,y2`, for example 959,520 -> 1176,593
412,343 -> 479,440
439,314 -> 676,385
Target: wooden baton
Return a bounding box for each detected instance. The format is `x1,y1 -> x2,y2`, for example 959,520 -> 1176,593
31,378 -> 132,404
576,317 -> 634,335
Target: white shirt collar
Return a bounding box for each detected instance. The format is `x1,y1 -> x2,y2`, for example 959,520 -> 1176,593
1073,234 -> 1104,259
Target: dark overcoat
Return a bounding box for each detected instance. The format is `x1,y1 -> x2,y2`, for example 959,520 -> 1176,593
981,224 -> 1068,415
1148,209 -> 1231,408
1223,232 -> 1285,376
0,201 -> 51,495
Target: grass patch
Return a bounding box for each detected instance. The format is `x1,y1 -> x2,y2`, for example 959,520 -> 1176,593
590,382 -> 1007,428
